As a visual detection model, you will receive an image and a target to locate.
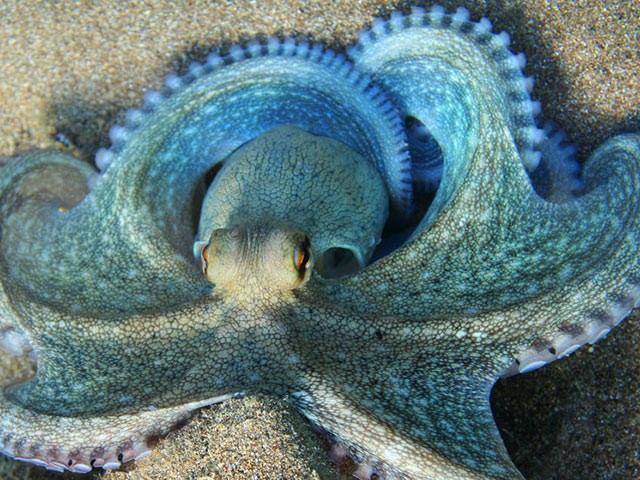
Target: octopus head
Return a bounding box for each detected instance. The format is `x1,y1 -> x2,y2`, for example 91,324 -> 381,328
194,225 -> 314,292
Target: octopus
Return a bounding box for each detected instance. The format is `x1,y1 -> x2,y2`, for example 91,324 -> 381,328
0,5 -> 638,480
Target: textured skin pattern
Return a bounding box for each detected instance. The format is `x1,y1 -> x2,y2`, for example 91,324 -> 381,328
0,5 -> 639,479
197,126 -> 389,278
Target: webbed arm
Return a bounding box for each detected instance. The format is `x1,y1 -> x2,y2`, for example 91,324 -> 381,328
0,40 -> 410,321
317,132 -> 640,318
291,132 -> 640,477
285,304 -> 525,479
0,295 -> 244,472
313,6 -> 640,338
0,150 -> 209,318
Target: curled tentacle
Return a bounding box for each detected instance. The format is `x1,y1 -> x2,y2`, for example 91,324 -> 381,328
0,39 -> 408,319
299,130 -> 640,478
500,133 -> 640,374
349,5 -> 544,201
318,7 -> 640,329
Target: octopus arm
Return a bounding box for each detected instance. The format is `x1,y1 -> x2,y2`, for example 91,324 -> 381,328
0,391 -> 223,473
0,150 -> 208,317
318,131 -> 640,351
494,134 -> 640,374
288,308 -> 525,479
0,296 -> 243,473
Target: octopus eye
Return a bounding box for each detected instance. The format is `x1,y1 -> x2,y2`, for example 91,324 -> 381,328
193,241 -> 210,274
294,237 -> 312,274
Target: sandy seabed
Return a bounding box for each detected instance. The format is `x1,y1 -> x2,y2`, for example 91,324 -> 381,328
0,1 -> 638,479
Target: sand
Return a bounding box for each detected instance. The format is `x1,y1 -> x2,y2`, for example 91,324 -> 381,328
0,0 -> 638,479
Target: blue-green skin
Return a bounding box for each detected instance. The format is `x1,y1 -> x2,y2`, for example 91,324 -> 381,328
0,7 -> 639,480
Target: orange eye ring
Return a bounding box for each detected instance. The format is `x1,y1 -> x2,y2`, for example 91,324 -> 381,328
193,241 -> 210,275
200,244 -> 210,274
294,237 -> 312,274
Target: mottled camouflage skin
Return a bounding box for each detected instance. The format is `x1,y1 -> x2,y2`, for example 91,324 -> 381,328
0,6 -> 638,480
